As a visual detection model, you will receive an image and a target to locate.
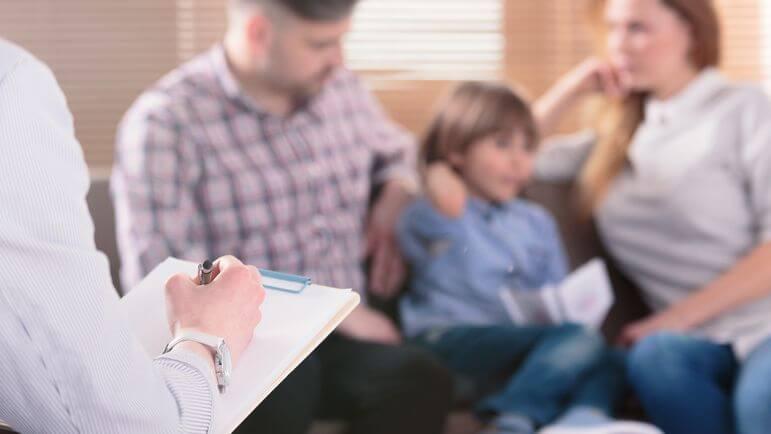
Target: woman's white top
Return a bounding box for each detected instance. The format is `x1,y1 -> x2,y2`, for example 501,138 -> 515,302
536,68 -> 771,357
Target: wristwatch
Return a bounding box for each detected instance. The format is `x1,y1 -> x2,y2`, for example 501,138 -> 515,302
163,330 -> 232,393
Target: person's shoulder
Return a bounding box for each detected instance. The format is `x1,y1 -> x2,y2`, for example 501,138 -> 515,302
0,40 -> 72,123
124,47 -> 223,126
710,80 -> 771,140
733,83 -> 771,114
717,80 -> 771,161
0,39 -> 31,80
709,72 -> 771,115
155,48 -> 222,100
0,39 -> 57,90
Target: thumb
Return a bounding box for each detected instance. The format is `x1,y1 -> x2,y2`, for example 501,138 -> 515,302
214,263 -> 252,290
214,255 -> 245,275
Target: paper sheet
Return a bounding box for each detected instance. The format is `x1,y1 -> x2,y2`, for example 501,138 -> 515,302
500,258 -> 614,329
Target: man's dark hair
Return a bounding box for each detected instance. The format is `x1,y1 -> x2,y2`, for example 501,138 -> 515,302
231,0 -> 360,21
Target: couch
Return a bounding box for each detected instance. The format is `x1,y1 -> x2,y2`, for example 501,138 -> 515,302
0,176 -> 648,434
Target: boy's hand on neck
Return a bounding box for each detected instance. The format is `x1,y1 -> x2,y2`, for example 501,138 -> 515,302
425,163 -> 467,218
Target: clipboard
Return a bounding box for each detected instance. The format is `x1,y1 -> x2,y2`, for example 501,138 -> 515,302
121,258 -> 360,434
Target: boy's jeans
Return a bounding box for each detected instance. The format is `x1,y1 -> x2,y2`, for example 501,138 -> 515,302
413,324 -> 626,425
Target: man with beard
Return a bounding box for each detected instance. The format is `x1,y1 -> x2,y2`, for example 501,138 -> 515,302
111,1 -> 453,433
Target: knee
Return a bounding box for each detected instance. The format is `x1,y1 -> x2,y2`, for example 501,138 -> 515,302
735,377 -> 771,434
392,346 -> 454,398
735,341 -> 771,434
627,332 -> 689,383
556,323 -> 604,344
545,324 -> 605,368
276,354 -> 322,405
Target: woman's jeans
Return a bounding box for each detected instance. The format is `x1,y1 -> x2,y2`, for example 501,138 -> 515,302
627,332 -> 771,434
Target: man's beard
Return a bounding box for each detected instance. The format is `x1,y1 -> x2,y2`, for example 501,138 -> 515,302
287,68 -> 336,101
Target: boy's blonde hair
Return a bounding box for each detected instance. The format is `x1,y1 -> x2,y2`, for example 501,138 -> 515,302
420,82 -> 538,170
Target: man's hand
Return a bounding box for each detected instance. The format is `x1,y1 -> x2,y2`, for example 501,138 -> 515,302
366,180 -> 413,298
337,305 -> 403,345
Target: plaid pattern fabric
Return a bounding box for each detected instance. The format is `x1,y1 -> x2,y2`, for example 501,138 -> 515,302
112,45 -> 416,294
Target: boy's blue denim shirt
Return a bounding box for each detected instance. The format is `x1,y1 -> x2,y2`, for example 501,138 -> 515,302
398,196 -> 569,338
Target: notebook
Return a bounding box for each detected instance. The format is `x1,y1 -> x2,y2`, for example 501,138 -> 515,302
120,258 -> 360,434
499,258 -> 614,329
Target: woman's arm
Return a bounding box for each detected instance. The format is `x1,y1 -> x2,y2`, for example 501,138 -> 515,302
534,58 -> 626,138
621,242 -> 771,345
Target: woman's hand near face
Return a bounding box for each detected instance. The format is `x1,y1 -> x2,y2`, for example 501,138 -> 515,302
563,58 -> 628,99
534,57 -> 629,138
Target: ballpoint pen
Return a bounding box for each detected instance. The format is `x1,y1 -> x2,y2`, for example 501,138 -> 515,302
198,259 -> 214,285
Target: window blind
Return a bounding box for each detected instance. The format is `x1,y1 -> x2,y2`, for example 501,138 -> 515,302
0,1 -> 178,169
0,0 -> 766,167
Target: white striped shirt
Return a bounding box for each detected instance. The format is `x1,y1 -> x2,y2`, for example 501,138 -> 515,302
0,39 -> 217,433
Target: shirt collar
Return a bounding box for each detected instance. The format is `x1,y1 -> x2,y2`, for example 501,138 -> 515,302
644,67 -> 725,125
209,44 -> 325,122
209,45 -> 251,105
467,197 -> 510,221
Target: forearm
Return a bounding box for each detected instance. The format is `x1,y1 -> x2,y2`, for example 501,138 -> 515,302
381,179 -> 416,209
427,187 -> 466,218
533,77 -> 585,139
424,163 -> 466,218
669,242 -> 771,329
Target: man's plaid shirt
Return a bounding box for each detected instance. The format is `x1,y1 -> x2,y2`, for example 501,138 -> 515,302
112,45 -> 416,294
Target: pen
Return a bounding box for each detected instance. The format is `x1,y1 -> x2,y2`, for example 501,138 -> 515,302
198,259 -> 214,285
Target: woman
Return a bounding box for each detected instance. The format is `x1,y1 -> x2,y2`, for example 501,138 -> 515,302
534,1 -> 771,433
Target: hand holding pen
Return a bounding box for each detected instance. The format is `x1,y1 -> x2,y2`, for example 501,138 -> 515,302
165,255 -> 266,366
